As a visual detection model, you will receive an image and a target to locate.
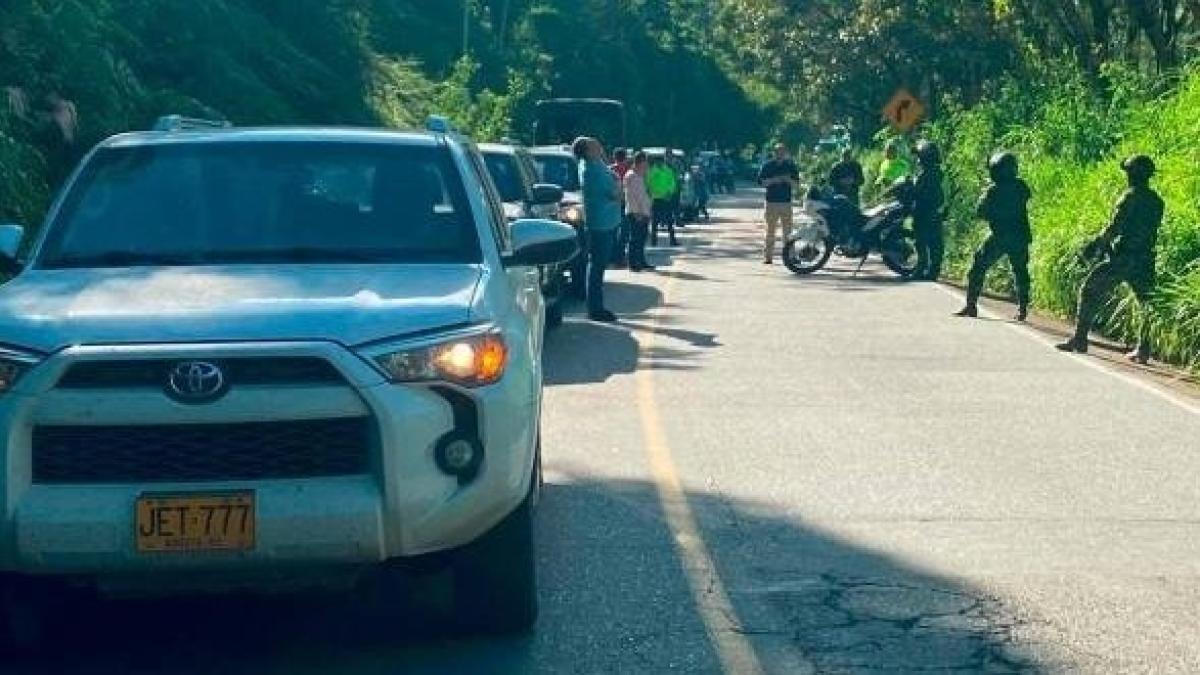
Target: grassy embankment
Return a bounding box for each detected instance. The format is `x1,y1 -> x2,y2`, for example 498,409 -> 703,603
930,65 -> 1200,369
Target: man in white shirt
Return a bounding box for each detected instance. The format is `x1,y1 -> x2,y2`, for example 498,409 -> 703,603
623,151 -> 655,272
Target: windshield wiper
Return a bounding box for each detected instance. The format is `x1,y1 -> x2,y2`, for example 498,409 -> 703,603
43,252 -> 199,268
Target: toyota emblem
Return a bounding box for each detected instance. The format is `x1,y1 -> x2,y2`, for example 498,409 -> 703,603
166,361 -> 227,403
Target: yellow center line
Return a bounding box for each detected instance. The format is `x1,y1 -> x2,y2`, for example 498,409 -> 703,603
633,222 -> 765,675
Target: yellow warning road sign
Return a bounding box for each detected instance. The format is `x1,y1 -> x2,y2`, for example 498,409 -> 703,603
882,89 -> 926,132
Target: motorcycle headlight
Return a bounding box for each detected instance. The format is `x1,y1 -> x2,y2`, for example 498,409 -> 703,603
0,348 -> 39,393
372,331 -> 508,387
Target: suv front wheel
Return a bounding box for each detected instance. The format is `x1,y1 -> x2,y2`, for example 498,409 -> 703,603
451,485 -> 537,634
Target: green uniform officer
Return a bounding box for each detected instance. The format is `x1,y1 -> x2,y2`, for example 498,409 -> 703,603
911,140 -> 945,281
955,152 -> 1033,321
1056,156 -> 1164,363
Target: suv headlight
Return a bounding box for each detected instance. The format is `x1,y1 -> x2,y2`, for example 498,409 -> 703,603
559,204 -> 583,226
0,348 -> 40,393
371,331 -> 508,387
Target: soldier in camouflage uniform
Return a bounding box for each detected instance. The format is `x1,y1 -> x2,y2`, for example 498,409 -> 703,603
1056,156 -> 1164,364
912,140 -> 945,281
955,152 -> 1033,321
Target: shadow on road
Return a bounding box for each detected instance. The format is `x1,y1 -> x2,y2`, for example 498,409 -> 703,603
600,281 -> 665,316
543,319 -> 641,385
14,479 -> 1056,674
542,316 -> 712,385
617,320 -> 721,349
544,278 -> 717,385
649,268 -> 724,283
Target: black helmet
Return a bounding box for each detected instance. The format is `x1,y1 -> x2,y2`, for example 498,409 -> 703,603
915,140 -> 941,165
1121,155 -> 1156,183
988,151 -> 1018,182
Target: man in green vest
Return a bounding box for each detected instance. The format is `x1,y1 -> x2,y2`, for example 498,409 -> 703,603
876,140 -> 911,187
646,155 -> 679,246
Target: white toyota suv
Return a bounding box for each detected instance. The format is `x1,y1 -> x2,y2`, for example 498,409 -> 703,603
0,116 -> 577,646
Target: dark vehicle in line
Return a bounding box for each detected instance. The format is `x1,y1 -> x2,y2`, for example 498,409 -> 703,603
479,142 -> 571,326
529,145 -> 587,299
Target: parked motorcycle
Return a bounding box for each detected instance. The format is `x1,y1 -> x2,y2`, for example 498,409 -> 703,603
782,179 -> 920,278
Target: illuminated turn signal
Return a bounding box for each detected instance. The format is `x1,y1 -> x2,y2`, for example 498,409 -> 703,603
477,336 -> 507,383
376,332 -> 508,387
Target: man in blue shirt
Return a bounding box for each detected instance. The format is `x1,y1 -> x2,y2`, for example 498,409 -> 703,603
573,136 -> 621,322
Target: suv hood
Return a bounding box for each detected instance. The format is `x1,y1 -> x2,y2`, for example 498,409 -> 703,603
0,265 -> 484,352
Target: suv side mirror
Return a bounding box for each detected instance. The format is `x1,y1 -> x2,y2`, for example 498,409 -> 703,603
505,219 -> 578,267
530,183 -> 564,206
0,224 -> 24,262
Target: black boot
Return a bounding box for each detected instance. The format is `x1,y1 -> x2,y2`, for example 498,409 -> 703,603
954,305 -> 978,318
1055,337 -> 1088,354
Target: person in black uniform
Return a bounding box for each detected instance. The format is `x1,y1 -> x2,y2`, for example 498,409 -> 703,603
911,140 -> 945,281
1056,155 -> 1165,363
829,148 -> 865,207
955,151 -> 1033,321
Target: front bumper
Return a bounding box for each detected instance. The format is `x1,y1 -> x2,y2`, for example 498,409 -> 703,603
0,340 -> 537,582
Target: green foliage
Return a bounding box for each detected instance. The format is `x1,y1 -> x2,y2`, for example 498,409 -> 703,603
0,110 -> 50,225
0,0 -> 769,228
716,0 -> 1017,145
428,58 -> 533,141
929,63 -> 1200,370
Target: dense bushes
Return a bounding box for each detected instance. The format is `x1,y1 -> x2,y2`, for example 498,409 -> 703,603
0,0 -> 401,223
928,64 -> 1200,369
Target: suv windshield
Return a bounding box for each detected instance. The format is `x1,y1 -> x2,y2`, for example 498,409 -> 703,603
481,151 -> 528,203
38,142 -> 481,268
532,154 -> 580,192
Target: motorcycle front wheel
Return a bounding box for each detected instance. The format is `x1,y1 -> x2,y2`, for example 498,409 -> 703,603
783,234 -> 833,275
880,230 -> 920,278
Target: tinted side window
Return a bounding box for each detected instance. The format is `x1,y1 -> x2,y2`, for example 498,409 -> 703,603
481,152 -> 530,204
516,151 -> 540,187
532,154 -> 580,192
463,147 -> 511,252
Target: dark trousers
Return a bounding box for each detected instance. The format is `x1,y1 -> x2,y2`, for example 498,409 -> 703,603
628,215 -> 650,268
1073,258 -> 1154,355
914,216 -> 944,279
966,235 -> 1030,309
651,199 -> 676,245
613,215 -> 630,265
587,228 -> 617,314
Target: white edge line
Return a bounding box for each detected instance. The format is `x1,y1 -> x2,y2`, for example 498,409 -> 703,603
933,284 -> 1200,417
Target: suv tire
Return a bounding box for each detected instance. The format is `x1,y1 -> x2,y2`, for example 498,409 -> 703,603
451,486 -> 537,634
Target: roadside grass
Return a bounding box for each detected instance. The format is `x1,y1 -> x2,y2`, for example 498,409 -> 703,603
929,63 -> 1200,371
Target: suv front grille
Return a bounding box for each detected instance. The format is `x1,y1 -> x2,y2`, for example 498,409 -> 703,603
32,417 -> 371,484
55,358 -> 344,390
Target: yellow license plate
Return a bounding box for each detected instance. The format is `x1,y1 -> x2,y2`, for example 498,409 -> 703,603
135,492 -> 255,553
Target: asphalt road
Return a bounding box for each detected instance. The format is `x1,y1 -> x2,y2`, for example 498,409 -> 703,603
16,191 -> 1200,674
